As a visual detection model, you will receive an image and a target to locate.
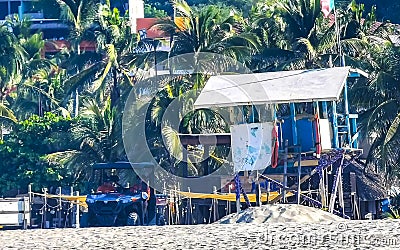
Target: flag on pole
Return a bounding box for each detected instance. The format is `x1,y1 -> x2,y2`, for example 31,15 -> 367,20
321,0 -> 334,18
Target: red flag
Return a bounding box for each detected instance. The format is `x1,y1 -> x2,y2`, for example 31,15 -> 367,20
321,0 -> 334,18
271,125 -> 279,168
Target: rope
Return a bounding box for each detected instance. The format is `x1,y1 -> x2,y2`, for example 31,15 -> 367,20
240,184 -> 251,207
234,173 -> 251,207
259,173 -> 288,189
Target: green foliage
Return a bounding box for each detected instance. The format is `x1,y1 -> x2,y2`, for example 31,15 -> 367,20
358,0 -> 400,24
155,0 -> 259,62
0,113 -> 77,195
145,0 -> 174,16
1,0 -> 400,192
144,4 -> 168,18
45,98 -> 125,181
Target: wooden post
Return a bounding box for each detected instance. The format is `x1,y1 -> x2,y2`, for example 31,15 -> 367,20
187,187 -> 193,225
320,169 -> 325,208
58,187 -> 62,228
308,179 -> 311,206
332,101 -> 339,148
28,184 -> 32,229
325,168 -> 329,207
75,191 -> 80,228
43,188 -> 48,229
213,186 -> 218,222
266,181 -> 270,204
22,196 -> 28,229
70,186 -> 74,227
328,155 -> 344,213
183,145 -> 188,177
338,173 -> 345,217
314,102 -> 321,157
283,140 -> 288,203
350,114 -> 358,148
235,174 -> 241,214
170,189 -> 174,225
176,184 -> 180,224
297,149 -> 302,205
343,80 -> 352,145
350,172 -> 360,219
279,122 -> 284,147
256,170 -> 261,207
227,184 -> 231,215
321,101 -> 328,119
290,103 -> 297,145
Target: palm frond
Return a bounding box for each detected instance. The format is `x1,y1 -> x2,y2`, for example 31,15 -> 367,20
384,113 -> 400,146
0,102 -> 17,123
162,125 -> 183,162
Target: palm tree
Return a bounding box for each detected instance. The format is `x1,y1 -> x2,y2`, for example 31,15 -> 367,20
133,72 -> 231,176
46,97 -> 125,182
92,2 -> 138,108
250,0 -> 340,71
339,1 -> 393,68
334,1 -> 400,184
139,1 -> 260,176
0,15 -> 67,120
57,0 -> 97,54
13,32 -> 57,118
0,20 -> 26,139
350,43 -> 400,184
56,0 -> 98,116
61,2 -> 138,112
154,0 -> 259,63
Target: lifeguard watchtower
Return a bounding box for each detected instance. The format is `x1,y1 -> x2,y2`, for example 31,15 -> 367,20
188,66 -> 368,219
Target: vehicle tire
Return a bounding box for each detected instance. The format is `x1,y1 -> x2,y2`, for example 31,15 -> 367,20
157,214 -> 166,226
127,212 -> 140,226
87,211 -> 97,227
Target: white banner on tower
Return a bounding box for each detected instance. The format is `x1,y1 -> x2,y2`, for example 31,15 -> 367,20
231,122 -> 274,172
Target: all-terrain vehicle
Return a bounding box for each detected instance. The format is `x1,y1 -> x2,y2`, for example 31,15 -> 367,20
86,190 -> 148,226
83,162 -> 167,227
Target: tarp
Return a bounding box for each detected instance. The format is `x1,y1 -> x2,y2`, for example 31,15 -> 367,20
178,191 -> 294,202
194,67 -> 351,108
231,122 -> 274,171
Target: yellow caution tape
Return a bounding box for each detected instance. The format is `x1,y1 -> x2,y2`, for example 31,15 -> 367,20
30,190 -> 293,209
31,192 -> 88,208
177,191 -> 294,202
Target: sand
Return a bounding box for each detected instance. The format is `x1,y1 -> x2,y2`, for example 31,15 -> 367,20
0,205 -> 399,249
1,221 -> 400,249
217,204 -> 345,224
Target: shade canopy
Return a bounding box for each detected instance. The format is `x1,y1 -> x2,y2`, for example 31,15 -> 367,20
194,67 -> 351,109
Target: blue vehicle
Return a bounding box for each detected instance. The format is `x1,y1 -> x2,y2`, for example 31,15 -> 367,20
86,191 -> 148,226
84,162 -> 166,227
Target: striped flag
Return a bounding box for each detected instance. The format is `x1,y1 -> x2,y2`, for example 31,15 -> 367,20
321,0 -> 334,18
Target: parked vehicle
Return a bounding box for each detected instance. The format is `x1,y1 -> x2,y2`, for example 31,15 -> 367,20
83,162 -> 168,227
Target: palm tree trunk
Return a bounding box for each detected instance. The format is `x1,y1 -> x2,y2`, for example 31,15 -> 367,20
38,87 -> 43,116
74,41 -> 81,117
0,99 -> 4,141
110,67 -> 120,108
74,88 -> 79,117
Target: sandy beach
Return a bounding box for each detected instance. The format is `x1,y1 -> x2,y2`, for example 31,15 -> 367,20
0,220 -> 399,249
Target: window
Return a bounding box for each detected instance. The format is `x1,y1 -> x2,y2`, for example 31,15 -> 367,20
0,2 -> 8,20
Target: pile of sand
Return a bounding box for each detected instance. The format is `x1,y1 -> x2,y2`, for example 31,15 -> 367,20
217,204 -> 345,224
